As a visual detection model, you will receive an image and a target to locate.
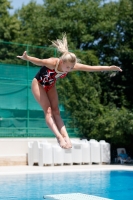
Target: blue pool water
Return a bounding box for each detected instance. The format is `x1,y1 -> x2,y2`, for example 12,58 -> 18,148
0,170 -> 133,200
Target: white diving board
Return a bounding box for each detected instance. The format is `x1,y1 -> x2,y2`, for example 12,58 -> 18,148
43,193 -> 113,200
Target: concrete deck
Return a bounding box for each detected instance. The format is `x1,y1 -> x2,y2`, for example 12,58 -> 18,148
0,164 -> 133,175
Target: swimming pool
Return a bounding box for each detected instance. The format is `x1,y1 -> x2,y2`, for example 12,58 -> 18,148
0,170 -> 133,200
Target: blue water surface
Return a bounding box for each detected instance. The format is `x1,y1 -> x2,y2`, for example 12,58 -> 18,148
0,170 -> 133,200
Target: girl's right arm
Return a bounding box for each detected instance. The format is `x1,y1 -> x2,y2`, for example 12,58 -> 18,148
17,51 -> 56,68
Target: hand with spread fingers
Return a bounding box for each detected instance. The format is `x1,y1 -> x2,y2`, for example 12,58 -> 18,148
17,51 -> 28,61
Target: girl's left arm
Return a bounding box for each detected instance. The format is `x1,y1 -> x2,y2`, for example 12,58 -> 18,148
72,63 -> 122,72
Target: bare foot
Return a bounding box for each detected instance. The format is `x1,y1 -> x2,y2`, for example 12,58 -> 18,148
63,136 -> 72,149
56,135 -> 67,149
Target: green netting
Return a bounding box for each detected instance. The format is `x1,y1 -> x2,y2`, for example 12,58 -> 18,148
0,41 -> 78,138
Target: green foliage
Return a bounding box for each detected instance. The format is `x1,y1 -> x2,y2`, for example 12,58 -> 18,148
89,0 -> 133,109
0,0 -> 21,64
115,0 -> 133,107
42,0 -> 101,48
94,106 -> 133,148
0,0 -> 20,41
15,2 -> 46,45
14,0 -> 101,49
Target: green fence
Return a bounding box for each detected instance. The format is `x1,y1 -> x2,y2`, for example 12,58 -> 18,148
0,41 -> 78,138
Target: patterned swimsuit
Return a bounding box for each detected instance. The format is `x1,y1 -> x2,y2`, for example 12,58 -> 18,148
35,59 -> 67,92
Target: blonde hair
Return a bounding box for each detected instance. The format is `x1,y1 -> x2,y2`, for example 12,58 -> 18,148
51,34 -> 79,64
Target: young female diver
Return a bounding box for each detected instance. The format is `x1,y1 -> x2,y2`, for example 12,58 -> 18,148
17,34 -> 122,149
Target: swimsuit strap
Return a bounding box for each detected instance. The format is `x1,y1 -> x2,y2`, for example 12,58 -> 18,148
55,59 -> 64,74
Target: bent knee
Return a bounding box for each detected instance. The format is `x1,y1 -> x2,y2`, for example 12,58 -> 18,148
45,107 -> 60,118
52,108 -> 60,116
45,107 -> 52,115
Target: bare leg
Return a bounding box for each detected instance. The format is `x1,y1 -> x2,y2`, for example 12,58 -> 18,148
47,86 -> 72,148
31,78 -> 67,148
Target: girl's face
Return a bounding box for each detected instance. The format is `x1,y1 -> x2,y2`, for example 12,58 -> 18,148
60,60 -> 74,73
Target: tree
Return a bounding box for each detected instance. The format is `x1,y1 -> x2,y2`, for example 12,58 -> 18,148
115,0 -> 133,108
15,0 -> 101,48
15,1 -> 46,46
0,0 -> 21,63
42,0 -> 101,48
0,0 -> 20,41
88,0 -> 133,109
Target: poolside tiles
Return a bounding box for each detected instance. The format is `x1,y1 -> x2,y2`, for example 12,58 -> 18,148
43,193 -> 113,200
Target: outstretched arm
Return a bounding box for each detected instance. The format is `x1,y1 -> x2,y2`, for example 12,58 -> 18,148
73,63 -> 122,72
17,51 -> 56,68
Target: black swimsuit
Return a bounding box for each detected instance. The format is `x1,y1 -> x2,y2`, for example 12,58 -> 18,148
35,60 -> 67,92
